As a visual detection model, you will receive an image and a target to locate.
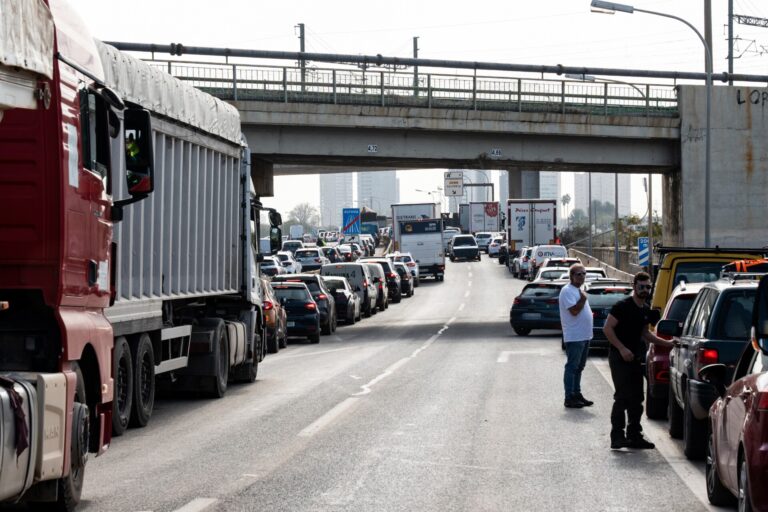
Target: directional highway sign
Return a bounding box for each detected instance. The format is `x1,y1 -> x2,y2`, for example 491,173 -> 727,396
638,236 -> 649,266
342,208 -> 361,235
444,171 -> 463,196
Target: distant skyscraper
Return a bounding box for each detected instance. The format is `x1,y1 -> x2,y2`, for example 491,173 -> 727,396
573,172 -> 631,217
320,173 -> 353,228
356,170 -> 399,214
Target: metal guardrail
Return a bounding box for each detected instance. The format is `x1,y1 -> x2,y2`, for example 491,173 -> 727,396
148,60 -> 679,117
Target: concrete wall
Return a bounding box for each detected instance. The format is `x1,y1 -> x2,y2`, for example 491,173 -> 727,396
676,85 -> 768,247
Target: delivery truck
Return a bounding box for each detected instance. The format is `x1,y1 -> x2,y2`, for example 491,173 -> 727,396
469,201 -> 501,233
398,219 -> 446,281
506,199 -> 557,266
391,203 -> 439,251
0,2 -> 280,507
459,203 -> 470,233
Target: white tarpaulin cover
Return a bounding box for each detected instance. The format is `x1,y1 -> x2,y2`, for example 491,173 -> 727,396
0,0 -> 54,110
0,0 -> 54,78
96,41 -> 242,145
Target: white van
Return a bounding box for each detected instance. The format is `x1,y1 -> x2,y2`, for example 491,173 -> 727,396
529,244 -> 568,279
321,263 -> 378,317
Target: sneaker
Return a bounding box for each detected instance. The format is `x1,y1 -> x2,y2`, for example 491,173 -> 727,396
627,436 -> 655,449
574,393 -> 594,407
610,437 -> 628,450
564,397 -> 584,408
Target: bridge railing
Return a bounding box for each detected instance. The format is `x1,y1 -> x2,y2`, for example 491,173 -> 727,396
148,60 -> 678,117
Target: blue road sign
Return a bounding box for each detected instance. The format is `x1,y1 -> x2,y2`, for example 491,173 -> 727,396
638,236 -> 649,266
342,208 -> 361,235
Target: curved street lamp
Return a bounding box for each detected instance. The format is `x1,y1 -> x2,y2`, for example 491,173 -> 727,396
590,0 -> 712,247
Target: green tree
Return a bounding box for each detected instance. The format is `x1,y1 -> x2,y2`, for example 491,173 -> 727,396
286,202 -> 320,232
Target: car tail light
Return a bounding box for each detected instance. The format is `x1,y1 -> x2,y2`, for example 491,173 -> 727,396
305,302 -> 317,311
757,392 -> 768,412
513,297 -> 522,305
317,294 -> 327,301
438,265 -> 445,270
546,298 -> 558,305
407,262 -> 415,267
387,273 -> 396,279
523,256 -> 529,262
654,370 -> 669,383
697,348 -> 719,369
378,283 -> 384,290
264,301 -> 274,311
315,258 -> 322,262
363,280 -> 369,287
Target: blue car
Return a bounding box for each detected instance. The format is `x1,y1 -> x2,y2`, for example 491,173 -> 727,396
271,282 -> 321,343
510,281 -> 567,336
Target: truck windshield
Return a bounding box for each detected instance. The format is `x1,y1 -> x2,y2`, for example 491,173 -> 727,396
673,262 -> 728,287
453,237 -> 475,247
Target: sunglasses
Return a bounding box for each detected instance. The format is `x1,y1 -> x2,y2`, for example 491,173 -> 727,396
573,272 -> 586,276
636,284 -> 652,290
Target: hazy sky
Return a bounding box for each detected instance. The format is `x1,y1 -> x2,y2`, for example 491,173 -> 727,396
69,0 -> 768,218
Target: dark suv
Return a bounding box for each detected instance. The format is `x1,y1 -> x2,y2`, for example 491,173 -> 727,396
360,257 -> 402,303
272,274 -> 337,335
658,278 -> 759,460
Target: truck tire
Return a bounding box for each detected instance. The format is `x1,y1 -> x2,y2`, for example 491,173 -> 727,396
645,379 -> 667,420
668,384 -> 684,439
129,333 -> 155,428
111,336 -> 133,436
55,363 -> 88,512
208,325 -> 229,398
232,358 -> 257,384
683,391 -> 706,460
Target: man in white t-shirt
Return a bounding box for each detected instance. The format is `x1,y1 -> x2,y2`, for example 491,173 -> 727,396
559,264 -> 594,408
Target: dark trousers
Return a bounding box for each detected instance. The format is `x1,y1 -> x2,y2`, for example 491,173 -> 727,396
608,350 -> 645,440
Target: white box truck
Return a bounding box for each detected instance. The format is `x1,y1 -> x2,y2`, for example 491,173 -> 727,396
459,203 -> 470,232
398,219 -> 445,281
391,203 -> 438,251
469,202 -> 501,233
506,198 -> 557,255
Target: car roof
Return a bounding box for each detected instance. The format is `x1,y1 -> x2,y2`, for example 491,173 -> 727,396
273,273 -> 320,281
271,282 -> 309,289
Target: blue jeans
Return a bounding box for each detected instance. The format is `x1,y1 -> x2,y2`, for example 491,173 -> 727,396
564,340 -> 590,399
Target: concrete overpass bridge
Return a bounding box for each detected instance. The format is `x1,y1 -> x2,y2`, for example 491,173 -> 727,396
117,45 -> 768,248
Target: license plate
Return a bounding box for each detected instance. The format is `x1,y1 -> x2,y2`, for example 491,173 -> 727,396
522,313 -> 541,320
287,321 -> 295,327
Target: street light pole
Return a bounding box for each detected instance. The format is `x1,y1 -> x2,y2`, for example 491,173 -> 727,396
590,0 -> 712,247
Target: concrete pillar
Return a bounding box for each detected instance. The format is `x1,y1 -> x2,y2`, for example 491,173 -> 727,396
251,158 -> 274,197
507,169 -> 523,199
662,170 -> 682,246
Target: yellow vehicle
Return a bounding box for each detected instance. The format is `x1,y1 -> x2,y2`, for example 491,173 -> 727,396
650,246 -> 767,314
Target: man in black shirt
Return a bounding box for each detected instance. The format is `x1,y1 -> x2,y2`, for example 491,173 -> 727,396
603,271 -> 673,450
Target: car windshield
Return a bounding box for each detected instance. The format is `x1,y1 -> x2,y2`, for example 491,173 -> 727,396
276,254 -> 289,262
539,270 -> 565,280
586,288 -> 632,307
295,250 -> 319,259
476,234 -> 492,239
272,288 -> 310,301
394,255 -> 412,263
325,280 -> 346,292
672,261 -> 729,287
521,284 -> 561,298
453,237 -> 475,247
262,259 -> 277,267
665,294 -> 697,322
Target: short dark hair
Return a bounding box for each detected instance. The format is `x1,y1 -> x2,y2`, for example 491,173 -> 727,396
633,271 -> 651,285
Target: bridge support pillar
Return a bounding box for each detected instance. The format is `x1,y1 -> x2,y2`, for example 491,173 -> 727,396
662,170 -> 682,246
251,158 -> 274,197
507,169 -> 523,199
507,169 -> 540,199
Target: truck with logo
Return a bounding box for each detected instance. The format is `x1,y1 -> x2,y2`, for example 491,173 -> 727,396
469,201 -> 501,233
398,219 -> 446,281
0,2 -> 281,508
391,203 -> 439,252
506,199 -> 557,270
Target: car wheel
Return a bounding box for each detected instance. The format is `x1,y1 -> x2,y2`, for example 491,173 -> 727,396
683,391 -> 707,460
438,274 -> 444,282
513,326 -> 531,336
309,333 -> 320,343
414,278 -> 420,288
706,429 -> 736,506
645,379 -> 667,420
738,456 -> 754,512
668,385 -> 684,439
267,329 -> 279,354
449,256 -> 455,262
322,319 -> 332,335
278,328 -> 287,349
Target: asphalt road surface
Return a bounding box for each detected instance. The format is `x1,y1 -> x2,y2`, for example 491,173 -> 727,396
80,256 -> 724,512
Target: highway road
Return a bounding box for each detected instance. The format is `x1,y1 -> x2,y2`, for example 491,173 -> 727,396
80,257 -> 719,512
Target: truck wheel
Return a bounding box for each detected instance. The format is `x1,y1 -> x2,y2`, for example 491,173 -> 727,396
668,385 -> 684,439
645,379 -> 667,420
208,326 -> 229,398
683,392 -> 706,460
129,333 -> 155,427
111,336 -> 133,437
56,363 -> 88,512
232,357 -> 257,384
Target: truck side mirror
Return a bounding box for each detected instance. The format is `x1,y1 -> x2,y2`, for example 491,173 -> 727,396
269,227 -> 282,254
269,210 -> 282,228
124,108 -> 154,196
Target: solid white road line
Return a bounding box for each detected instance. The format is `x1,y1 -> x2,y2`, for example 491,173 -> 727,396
298,397 -> 360,437
275,346 -> 360,360
591,359 -> 717,511
171,498 -> 219,512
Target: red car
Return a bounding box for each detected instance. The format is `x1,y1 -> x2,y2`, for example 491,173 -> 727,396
645,282 -> 705,419
705,275 -> 768,511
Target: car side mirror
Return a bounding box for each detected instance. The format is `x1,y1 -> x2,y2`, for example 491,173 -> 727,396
656,319 -> 682,338
698,363 -> 728,396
